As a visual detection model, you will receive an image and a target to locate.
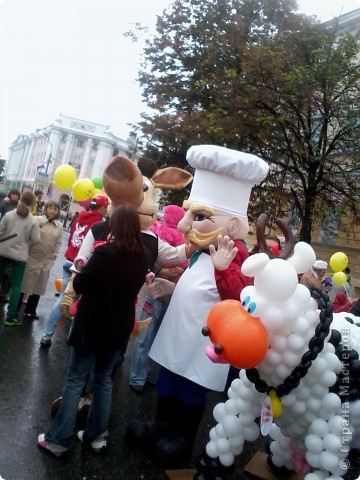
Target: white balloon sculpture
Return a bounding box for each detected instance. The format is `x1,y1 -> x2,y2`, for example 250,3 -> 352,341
199,216 -> 360,480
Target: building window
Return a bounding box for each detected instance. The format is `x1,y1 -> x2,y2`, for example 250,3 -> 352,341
77,139 -> 84,148
61,135 -> 67,143
93,142 -> 98,151
113,148 -> 119,156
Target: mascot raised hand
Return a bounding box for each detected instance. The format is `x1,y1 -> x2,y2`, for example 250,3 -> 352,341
126,145 -> 269,468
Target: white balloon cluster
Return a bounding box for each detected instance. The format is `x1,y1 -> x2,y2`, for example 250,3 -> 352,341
205,242 -> 360,480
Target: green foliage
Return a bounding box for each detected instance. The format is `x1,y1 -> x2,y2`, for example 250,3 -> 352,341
0,157 -> 6,184
131,0 -> 360,243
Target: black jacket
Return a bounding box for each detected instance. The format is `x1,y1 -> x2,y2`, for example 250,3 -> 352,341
68,243 -> 149,353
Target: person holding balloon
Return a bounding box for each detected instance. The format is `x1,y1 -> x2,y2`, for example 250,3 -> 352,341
39,194 -> 109,347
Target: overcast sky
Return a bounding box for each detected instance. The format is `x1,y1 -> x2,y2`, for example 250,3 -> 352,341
0,0 -> 360,157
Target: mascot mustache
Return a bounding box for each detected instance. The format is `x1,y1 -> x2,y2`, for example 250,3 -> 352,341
185,227 -> 223,248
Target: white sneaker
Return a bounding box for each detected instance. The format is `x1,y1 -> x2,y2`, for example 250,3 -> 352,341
77,430 -> 108,452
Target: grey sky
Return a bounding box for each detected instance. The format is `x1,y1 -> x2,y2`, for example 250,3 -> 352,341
0,0 -> 359,157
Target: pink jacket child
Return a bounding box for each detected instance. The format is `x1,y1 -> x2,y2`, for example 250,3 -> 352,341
149,205 -> 189,282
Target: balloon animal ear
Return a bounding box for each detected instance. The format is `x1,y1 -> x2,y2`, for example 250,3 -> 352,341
103,156 -> 144,208
152,167 -> 193,190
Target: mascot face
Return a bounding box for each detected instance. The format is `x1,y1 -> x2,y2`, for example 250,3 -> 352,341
103,156 -> 193,231
137,176 -> 158,230
178,203 -> 232,248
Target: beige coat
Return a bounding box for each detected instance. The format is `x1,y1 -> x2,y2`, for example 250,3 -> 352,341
21,216 -> 63,295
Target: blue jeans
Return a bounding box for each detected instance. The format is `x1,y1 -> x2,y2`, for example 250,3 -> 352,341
42,260 -> 72,341
45,347 -> 120,448
129,296 -> 169,387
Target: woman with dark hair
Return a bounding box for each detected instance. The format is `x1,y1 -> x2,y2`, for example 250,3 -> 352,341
21,201 -> 63,320
38,204 -> 150,456
0,188 -> 20,220
0,191 -> 40,326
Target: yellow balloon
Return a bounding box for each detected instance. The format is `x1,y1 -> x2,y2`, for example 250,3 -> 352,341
333,271 -> 347,285
329,252 -> 348,272
53,165 -> 77,190
93,188 -> 102,196
72,178 -> 95,201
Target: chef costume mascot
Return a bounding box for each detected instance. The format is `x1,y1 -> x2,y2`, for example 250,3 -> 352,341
127,145 -> 269,468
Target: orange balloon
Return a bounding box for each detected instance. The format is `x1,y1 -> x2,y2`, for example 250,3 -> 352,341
55,278 -> 63,294
207,299 -> 268,369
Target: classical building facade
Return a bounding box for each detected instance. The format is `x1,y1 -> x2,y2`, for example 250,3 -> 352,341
4,113 -> 137,200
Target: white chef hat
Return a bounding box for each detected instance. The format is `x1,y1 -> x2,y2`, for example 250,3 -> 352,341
186,145 -> 269,218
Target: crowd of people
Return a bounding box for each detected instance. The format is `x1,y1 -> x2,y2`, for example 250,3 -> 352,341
0,148 -> 359,472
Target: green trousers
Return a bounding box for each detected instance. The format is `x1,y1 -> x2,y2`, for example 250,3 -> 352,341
0,256 -> 26,320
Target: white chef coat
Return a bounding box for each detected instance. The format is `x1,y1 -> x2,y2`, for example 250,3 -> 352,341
149,252 -> 230,391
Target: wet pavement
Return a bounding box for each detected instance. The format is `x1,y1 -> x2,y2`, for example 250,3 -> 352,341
0,231 -> 265,480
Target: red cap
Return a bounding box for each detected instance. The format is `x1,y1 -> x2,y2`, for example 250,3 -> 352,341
91,195 -> 109,208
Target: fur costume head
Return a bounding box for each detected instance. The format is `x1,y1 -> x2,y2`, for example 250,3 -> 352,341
103,155 -> 193,230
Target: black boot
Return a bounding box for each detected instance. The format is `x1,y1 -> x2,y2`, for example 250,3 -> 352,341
126,396 -> 181,449
152,401 -> 205,469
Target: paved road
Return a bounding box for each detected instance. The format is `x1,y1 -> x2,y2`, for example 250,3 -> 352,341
0,231 -> 265,480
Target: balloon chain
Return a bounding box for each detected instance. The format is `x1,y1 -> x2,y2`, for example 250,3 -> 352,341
246,288 -> 333,398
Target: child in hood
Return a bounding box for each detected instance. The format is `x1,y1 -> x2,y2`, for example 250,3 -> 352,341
332,292 -> 353,313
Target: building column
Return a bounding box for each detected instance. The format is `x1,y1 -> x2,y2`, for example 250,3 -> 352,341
61,134 -> 74,165
92,141 -> 113,178
79,138 -> 93,178
46,130 -> 61,175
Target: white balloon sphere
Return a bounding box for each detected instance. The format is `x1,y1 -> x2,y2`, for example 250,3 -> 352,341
242,423 -> 259,441
319,451 -> 339,471
283,301 -> 301,321
292,316 -> 311,335
215,423 -> 226,438
225,399 -> 238,415
213,403 -> 227,422
254,259 -> 298,302
296,386 -> 311,401
311,357 -> 327,376
287,334 -> 306,351
311,385 -> 327,399
216,438 -> 231,455
305,434 -> 323,454
310,419 -> 329,437
209,427 -> 218,441
265,349 -> 282,366
305,452 -> 321,468
275,364 -> 292,379
283,351 -> 300,368
322,433 -> 342,453
292,401 -> 306,415
307,398 -> 323,414
270,335 -> 288,353
206,441 -> 219,458
222,415 -> 242,436
260,305 -> 286,330
305,473 -> 321,480
229,434 -> 244,448
322,393 -> 341,412
328,416 -> 343,435
292,284 -> 311,305
318,371 -> 337,388
219,452 -> 235,467
241,253 -> 269,277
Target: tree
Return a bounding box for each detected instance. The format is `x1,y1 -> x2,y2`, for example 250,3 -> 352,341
0,156 -> 6,185
133,0 -> 360,242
